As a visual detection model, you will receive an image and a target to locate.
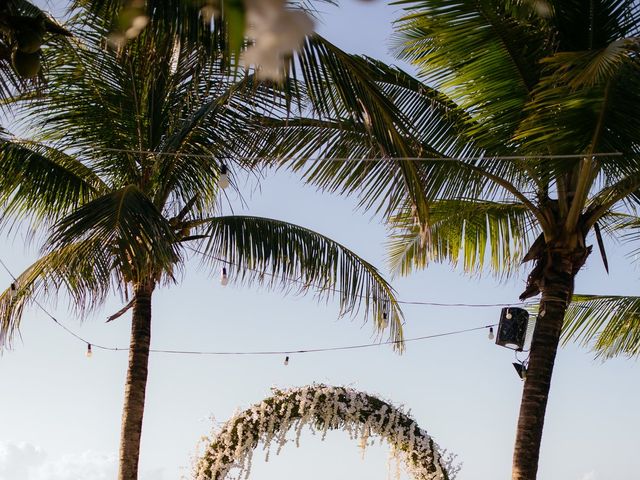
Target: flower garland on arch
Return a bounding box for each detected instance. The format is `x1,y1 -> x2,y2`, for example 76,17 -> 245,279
194,384 -> 455,480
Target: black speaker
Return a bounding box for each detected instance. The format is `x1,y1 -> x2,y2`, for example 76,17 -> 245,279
495,307 -> 529,351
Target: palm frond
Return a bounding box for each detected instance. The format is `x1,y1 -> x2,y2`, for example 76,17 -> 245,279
285,35 -> 435,224
595,214 -> 640,262
552,0 -> 640,51
153,68 -> 287,211
197,215 -> 404,348
392,0 -> 550,151
45,186 -> 179,282
387,200 -> 534,277
0,135 -> 106,228
248,46 -> 487,222
563,294 -> 640,358
514,46 -> 640,156
0,239 -> 116,348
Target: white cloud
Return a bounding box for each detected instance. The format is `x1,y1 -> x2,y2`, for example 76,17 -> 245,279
140,467 -> 167,480
0,442 -> 115,480
0,442 -> 46,479
30,450 -> 116,480
0,442 -> 168,480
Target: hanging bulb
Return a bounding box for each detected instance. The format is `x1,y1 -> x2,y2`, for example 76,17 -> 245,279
506,309 -> 512,320
220,267 -> 229,286
381,310 -> 389,328
284,356 -> 289,366
86,343 -> 93,358
218,164 -> 230,190
9,282 -> 17,300
488,327 -> 495,340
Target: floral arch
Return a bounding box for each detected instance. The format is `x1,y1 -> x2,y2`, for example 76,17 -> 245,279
194,384 -> 453,480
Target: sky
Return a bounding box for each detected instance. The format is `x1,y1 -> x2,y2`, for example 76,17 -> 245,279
1,1 -> 640,480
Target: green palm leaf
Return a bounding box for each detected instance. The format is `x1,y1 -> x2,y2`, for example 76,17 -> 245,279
563,294 -> 640,358
0,134 -> 106,228
387,200 -> 534,277
198,215 -> 404,347
0,239 -> 115,347
393,0 -> 550,151
248,47 -> 485,224
45,186 -> 179,282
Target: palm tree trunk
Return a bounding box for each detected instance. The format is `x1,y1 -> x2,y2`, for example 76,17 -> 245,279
511,247 -> 582,480
118,280 -> 155,480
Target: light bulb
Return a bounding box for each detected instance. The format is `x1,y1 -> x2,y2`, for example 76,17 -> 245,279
284,356 -> 289,366
488,327 -> 494,340
220,267 -> 229,286
381,311 -> 389,328
218,164 -> 230,189
86,343 -> 93,358
506,309 -> 512,320
9,282 -> 16,300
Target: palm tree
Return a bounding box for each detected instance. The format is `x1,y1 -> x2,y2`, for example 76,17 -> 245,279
243,1 -> 640,479
0,10 -> 404,480
76,0 -> 435,227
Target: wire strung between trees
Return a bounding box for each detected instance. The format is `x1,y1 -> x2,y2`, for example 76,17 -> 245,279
0,258 -> 498,357
185,245 -> 530,308
90,147 -> 623,162
130,324 -> 499,356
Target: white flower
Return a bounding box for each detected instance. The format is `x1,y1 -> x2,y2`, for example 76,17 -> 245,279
195,384 -> 452,480
241,1 -> 314,81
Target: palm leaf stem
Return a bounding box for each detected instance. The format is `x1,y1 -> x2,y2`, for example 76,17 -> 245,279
462,162 -> 547,231
586,173 -> 640,228
566,82 -> 612,231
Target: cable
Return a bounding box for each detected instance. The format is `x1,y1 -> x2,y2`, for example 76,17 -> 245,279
0,258 -> 119,351
0,258 -> 498,357
92,147 -> 623,162
186,245 -> 530,309
145,324 -> 499,356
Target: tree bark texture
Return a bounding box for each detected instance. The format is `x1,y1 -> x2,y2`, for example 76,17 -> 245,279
511,245 -> 587,480
118,281 -> 154,480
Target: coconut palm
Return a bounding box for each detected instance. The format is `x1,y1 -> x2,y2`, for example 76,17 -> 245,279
75,0 -> 435,228
243,1 -> 640,479
0,11 -> 403,480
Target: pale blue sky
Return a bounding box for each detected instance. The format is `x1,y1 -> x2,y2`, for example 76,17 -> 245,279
1,2 -> 639,480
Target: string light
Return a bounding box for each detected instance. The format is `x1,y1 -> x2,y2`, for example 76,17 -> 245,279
186,244 -> 530,309
218,164 -> 230,189
0,258 -> 500,358
488,327 -> 494,340
506,309 -> 513,320
90,323 -> 496,356
220,267 -> 229,286
284,355 -> 289,366
9,282 -> 16,300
